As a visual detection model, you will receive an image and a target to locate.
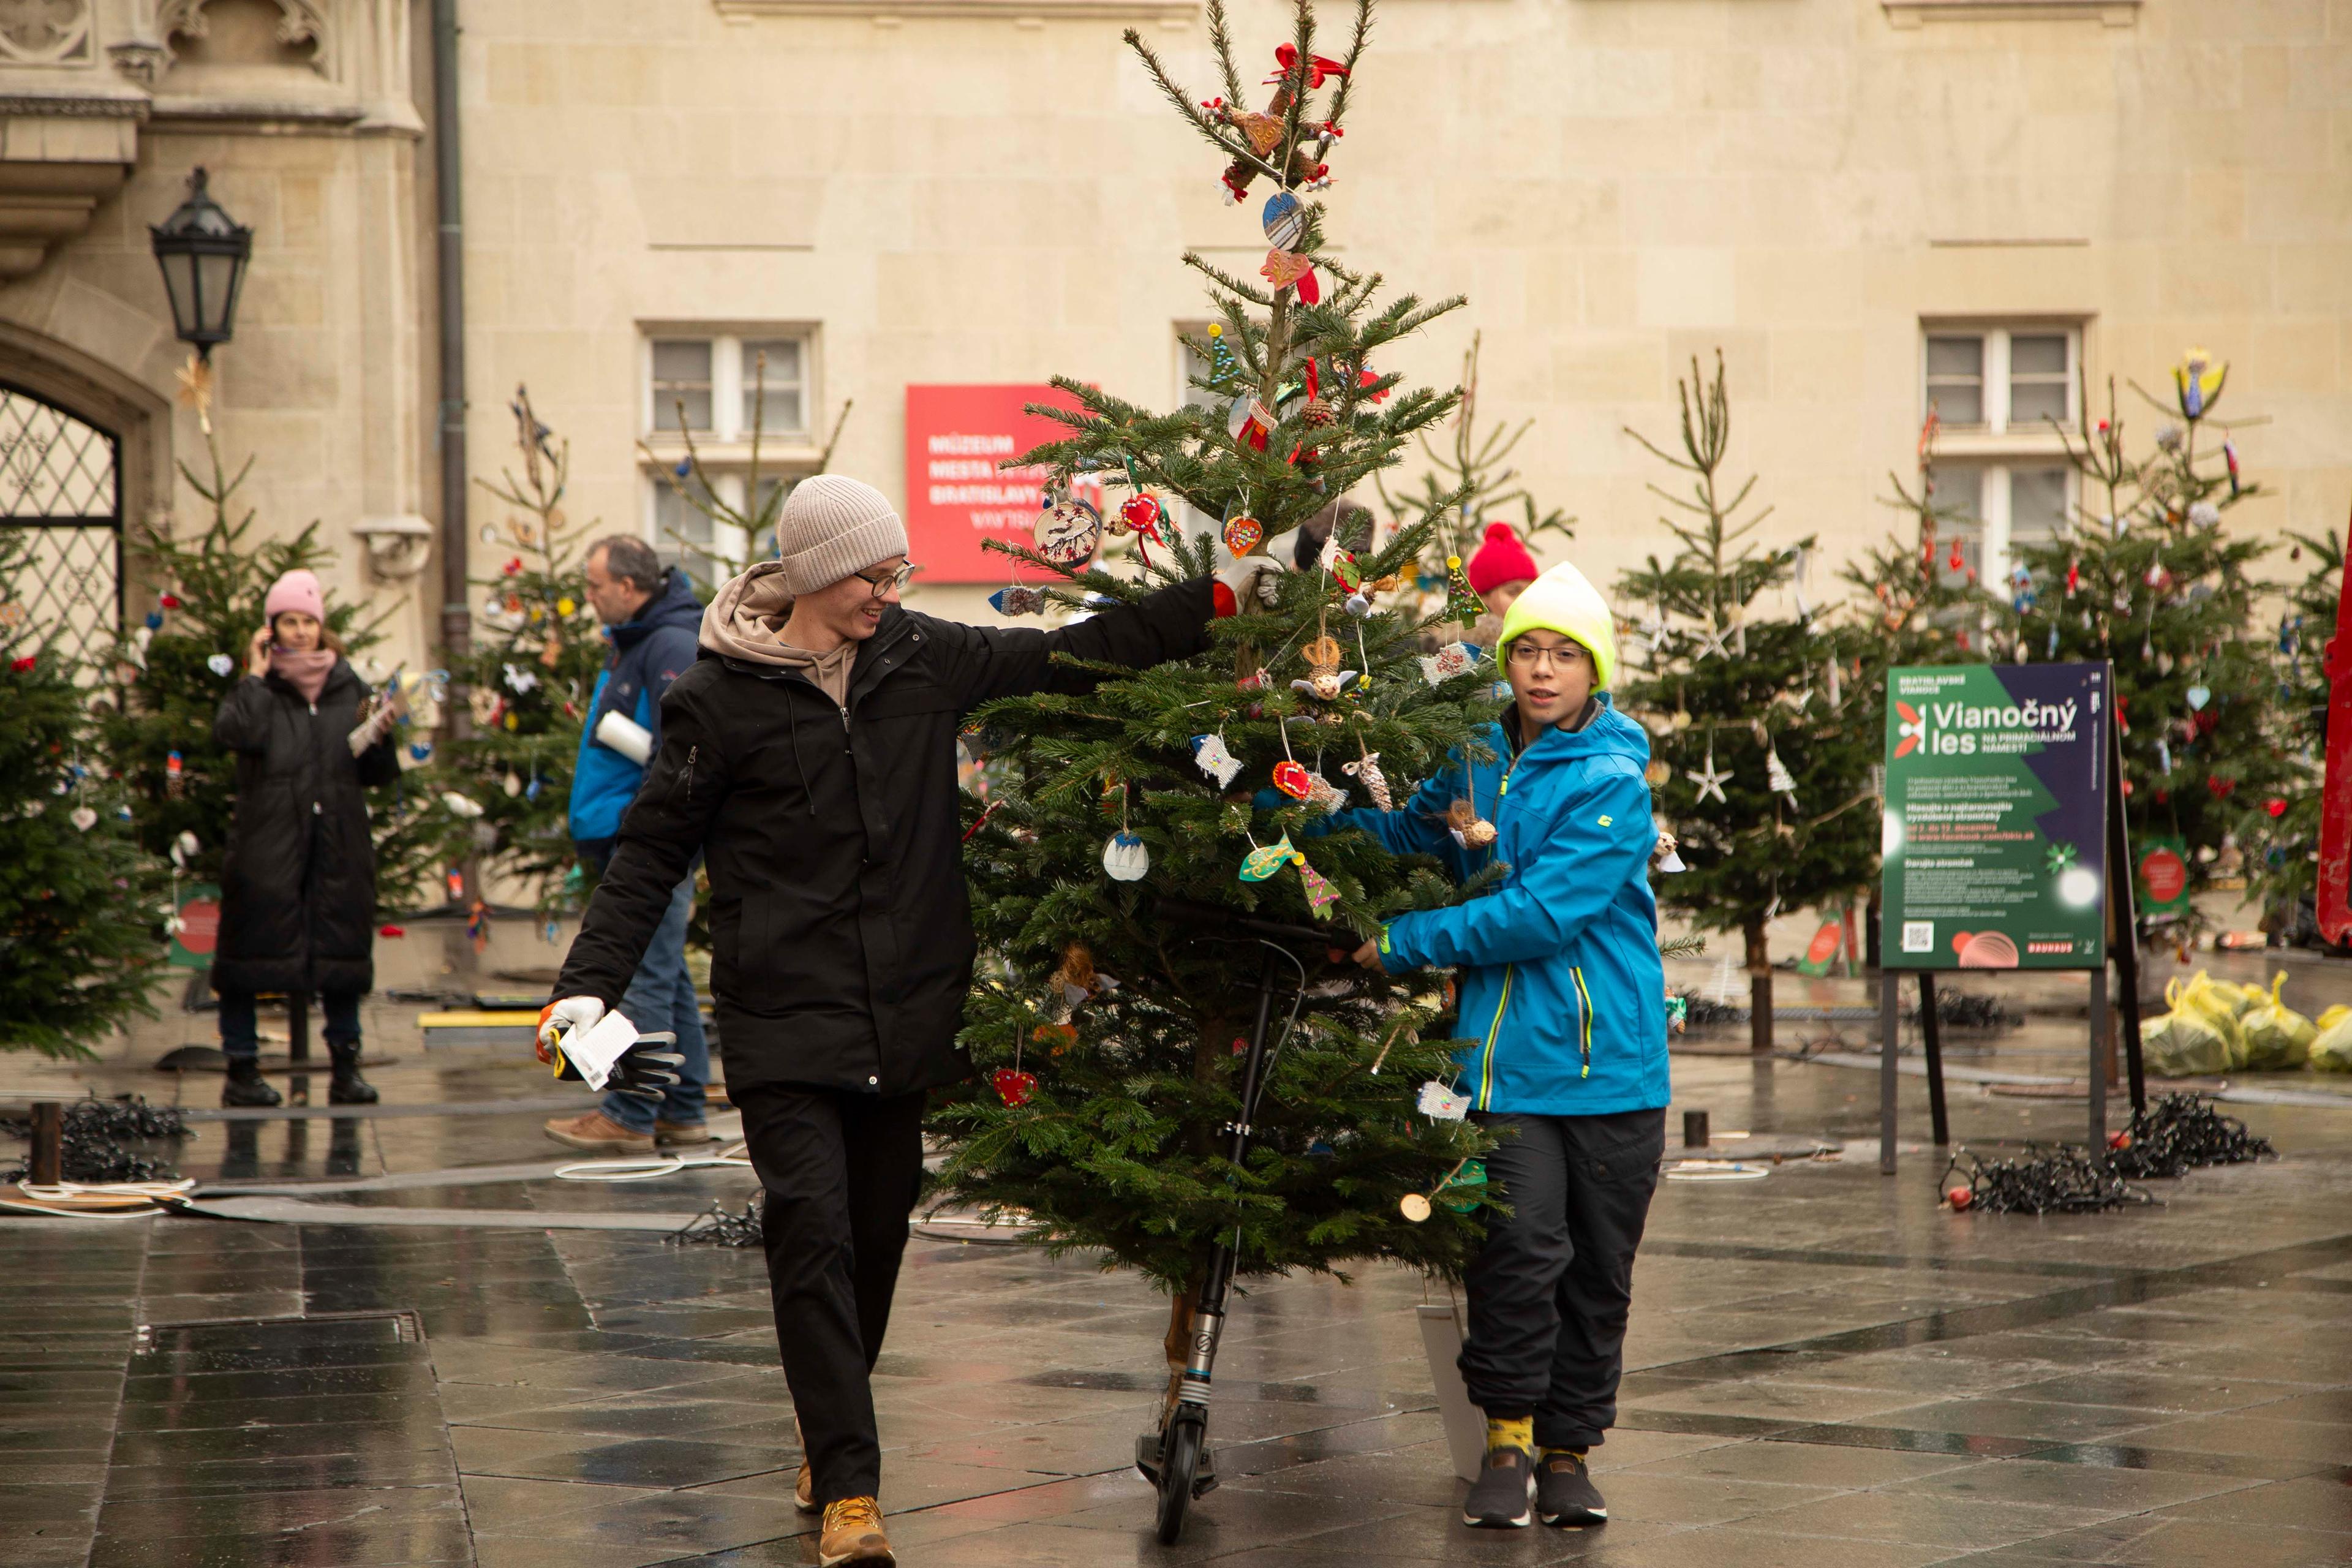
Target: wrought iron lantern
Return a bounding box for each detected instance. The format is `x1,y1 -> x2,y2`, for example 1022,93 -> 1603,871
149,168 -> 252,360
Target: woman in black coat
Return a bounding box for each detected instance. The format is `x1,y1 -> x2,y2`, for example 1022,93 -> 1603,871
211,568 -> 403,1107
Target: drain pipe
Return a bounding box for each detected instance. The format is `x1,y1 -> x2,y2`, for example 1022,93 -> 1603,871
431,0 -> 471,692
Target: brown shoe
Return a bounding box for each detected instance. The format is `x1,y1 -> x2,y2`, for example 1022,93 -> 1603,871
794,1417 -> 816,1513
542,1111 -> 654,1153
655,1118 -> 714,1147
817,1496 -> 892,1565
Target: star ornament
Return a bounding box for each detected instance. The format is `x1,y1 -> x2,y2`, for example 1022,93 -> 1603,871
1686,749 -> 1731,807
1691,619 -> 1735,661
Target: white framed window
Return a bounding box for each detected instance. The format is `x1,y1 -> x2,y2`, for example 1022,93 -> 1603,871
1921,321 -> 2082,584
639,328 -> 818,586
1921,324 -> 2079,435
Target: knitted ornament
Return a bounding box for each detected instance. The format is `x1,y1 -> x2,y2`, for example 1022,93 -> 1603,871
1191,733 -> 1242,788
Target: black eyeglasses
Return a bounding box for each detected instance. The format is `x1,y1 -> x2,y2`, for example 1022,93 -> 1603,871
853,563 -> 916,598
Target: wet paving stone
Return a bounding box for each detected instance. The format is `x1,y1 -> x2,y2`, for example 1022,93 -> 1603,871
7,954 -> 2352,1565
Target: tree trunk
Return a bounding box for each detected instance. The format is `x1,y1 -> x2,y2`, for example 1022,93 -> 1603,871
1746,918 -> 1773,1055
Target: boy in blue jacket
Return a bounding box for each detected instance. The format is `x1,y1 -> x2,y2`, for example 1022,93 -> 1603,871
1340,560 -> 1668,1530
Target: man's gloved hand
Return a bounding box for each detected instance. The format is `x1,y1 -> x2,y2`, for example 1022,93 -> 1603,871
1212,538 -> 1287,617
548,1022 -> 686,1104
537,996 -> 606,1065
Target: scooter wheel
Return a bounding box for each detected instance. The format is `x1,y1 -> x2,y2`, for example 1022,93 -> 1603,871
1155,1417 -> 1203,1544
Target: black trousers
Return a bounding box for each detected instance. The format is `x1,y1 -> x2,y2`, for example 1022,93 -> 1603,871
1458,1107 -> 1665,1450
732,1083 -> 928,1504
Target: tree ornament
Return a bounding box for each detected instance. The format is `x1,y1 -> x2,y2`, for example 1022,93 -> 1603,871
2174,347 -> 2226,420
1033,492 -> 1103,566
2267,797 -> 2288,818
69,805 -> 97,832
1103,831 -> 1150,881
1302,771 -> 1347,815
989,584 -> 1048,616
991,1066 -> 1037,1107
1191,731 -> 1242,788
1765,745 -> 1798,807
1272,760 -> 1312,798
1295,854 -> 1339,917
1441,555 -> 1487,624
2223,438 -> 2242,497
1645,758 -> 1670,786
165,750 -> 184,799
1418,641 -> 1479,686
1222,513 -> 1264,555
1654,829 -> 1686,873
1117,493 -> 1167,544
1446,797 -> 1496,851
1239,834 -> 1297,882
2187,685 -> 2211,710
1686,742 -> 1730,807
1229,394 -> 1275,452
2207,775 -> 2235,799
1343,745 -> 1392,810
206,653 -> 235,677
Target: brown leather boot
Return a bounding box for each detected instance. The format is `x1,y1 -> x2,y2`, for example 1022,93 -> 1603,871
817,1496 -> 892,1565
541,1110 -> 653,1153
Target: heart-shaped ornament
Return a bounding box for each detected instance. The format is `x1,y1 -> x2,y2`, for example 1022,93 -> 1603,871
1223,514 -> 1264,555
69,805 -> 97,832
206,654 -> 235,677
1272,760 -> 1313,799
2186,685 -> 2211,710
990,1067 -> 1038,1107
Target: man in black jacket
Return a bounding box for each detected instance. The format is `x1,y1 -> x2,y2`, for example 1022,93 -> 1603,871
541,475 -> 1266,1566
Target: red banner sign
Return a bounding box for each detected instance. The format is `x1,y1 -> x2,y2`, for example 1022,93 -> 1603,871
903,385 -> 1101,584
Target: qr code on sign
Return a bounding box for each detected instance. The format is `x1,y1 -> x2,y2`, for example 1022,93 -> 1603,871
1902,921 -> 1934,954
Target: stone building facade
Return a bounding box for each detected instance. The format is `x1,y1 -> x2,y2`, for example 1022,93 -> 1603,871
3,0 -> 2348,673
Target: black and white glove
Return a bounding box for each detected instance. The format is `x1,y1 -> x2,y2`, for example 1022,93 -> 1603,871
541,1008 -> 685,1104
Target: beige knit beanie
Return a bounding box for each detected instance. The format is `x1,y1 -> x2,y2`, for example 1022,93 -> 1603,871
775,475 -> 909,597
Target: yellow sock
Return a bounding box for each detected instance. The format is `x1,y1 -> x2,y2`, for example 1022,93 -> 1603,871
1485,1415 -> 1534,1455
1540,1446 -> 1588,1461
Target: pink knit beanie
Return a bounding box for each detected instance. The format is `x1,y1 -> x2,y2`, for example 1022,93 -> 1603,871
263,568 -> 325,624
1467,522 -> 1540,596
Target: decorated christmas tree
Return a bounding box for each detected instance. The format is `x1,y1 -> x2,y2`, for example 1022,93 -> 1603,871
435,388 -> 618,926
0,530 -> 170,1055
2247,519 -> 2338,935
2004,353 -> 2289,945
1616,353 -> 1877,1046
930,0 -> 1496,1370
1838,411 -> 1993,965
94,358 -> 453,914
1374,331 -> 1574,635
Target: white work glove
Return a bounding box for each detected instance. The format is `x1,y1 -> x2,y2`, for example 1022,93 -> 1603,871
536,996 -> 606,1064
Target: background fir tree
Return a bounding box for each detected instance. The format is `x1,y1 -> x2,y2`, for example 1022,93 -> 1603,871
94,360 -> 453,912
437,389 -> 617,920
930,0 -> 1495,1351
2005,353 -> 2291,946
649,362 -> 852,595
1374,331 -> 1573,631
1839,410 -> 1992,965
1617,353 -> 1877,1047
2248,521 -> 2339,937
0,530 -> 171,1055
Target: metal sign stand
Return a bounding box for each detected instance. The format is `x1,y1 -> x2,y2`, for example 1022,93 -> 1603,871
1879,666 -> 2146,1174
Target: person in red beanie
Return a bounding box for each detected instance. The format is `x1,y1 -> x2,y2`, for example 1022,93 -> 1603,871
1466,522 -> 1542,649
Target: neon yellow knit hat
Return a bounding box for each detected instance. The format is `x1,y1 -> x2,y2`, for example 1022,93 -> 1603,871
1495,561 -> 1618,690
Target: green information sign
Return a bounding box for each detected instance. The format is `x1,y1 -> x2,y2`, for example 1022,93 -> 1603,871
1880,664 -> 2109,971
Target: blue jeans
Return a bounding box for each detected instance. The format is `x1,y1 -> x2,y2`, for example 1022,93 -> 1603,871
219,988 -> 361,1060
600,872 -> 710,1133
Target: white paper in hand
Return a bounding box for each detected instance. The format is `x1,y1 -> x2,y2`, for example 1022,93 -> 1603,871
560,1009 -> 641,1091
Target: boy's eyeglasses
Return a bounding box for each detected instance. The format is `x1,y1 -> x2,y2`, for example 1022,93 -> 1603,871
1507,641 -> 1591,670
853,563 -> 916,598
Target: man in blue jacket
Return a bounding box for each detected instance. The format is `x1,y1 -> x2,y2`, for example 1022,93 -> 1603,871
1341,560 -> 1668,1531
545,535 -> 712,1154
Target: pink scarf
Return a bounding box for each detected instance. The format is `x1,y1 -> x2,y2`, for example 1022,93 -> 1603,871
269,647 -> 336,704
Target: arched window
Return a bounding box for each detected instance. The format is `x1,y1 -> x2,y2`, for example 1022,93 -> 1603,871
0,382 -> 122,673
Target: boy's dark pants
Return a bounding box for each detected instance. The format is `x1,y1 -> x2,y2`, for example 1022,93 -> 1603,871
733,1083 -> 927,1505
1458,1107 -> 1666,1450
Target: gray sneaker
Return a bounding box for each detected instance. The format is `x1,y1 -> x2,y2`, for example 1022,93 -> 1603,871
1461,1445 -> 1535,1528
1537,1450 -> 1607,1526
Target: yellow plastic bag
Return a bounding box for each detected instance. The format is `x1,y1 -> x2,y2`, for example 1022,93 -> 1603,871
2312,1005 -> 2352,1073
2239,974 -> 2315,1071
2186,969 -> 2261,1020
2143,974 -> 2245,1077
